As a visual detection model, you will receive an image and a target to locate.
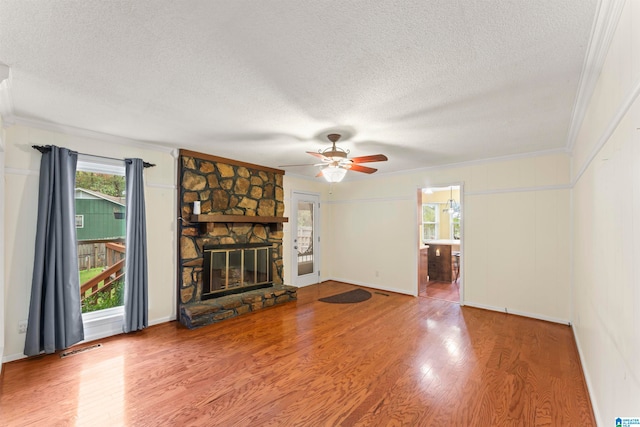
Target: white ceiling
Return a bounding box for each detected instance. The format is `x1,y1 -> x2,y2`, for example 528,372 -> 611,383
0,1 -> 599,179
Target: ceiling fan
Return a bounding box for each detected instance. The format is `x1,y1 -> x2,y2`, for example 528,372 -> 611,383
281,133 -> 388,182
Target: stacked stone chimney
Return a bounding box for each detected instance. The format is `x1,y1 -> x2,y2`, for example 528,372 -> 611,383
177,150 -> 285,311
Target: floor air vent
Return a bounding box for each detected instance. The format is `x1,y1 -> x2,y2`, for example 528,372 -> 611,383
60,343 -> 102,358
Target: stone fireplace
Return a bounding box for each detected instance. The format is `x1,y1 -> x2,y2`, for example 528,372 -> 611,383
202,243 -> 273,299
177,149 -> 296,329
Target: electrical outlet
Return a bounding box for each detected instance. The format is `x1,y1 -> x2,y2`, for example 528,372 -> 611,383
18,320 -> 28,334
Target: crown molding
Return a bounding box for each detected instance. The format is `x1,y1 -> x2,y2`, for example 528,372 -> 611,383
255,146 -> 567,184
282,170 -> 322,182
9,115 -> 175,154
344,147 -> 569,182
566,0 -> 626,152
0,63 -> 15,125
0,87 -> 14,124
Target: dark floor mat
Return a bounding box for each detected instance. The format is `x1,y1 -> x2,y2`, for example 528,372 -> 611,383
318,288 -> 372,304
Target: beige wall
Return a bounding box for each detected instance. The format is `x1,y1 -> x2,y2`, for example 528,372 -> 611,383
324,152 -> 571,323
2,124 -> 177,360
571,1 -> 640,422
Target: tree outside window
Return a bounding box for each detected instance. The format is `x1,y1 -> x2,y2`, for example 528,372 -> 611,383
451,214 -> 460,240
422,204 -> 439,241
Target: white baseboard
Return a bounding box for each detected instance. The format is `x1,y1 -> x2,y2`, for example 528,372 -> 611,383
327,277 -> 416,297
149,315 -> 176,326
2,351 -> 25,363
572,325 -> 601,425
80,313 -> 177,342
291,281 -> 316,288
1,315 -> 176,364
463,301 -> 571,325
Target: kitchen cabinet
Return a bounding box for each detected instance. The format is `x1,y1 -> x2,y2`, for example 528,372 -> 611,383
427,244 -> 452,282
419,247 -> 429,285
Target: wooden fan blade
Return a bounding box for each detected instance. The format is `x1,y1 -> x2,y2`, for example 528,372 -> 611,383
316,170 -> 324,178
306,151 -> 328,160
349,164 -> 378,174
350,154 -> 388,163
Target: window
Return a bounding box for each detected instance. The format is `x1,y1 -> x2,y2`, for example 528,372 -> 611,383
422,203 -> 439,241
450,214 -> 460,240
76,157 -> 126,315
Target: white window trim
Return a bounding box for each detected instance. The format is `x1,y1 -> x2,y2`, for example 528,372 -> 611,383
81,306 -> 124,343
450,215 -> 460,240
77,155 -> 126,176
422,203 -> 440,241
77,157 -> 126,337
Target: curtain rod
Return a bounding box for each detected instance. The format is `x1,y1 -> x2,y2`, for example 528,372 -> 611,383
32,145 -> 156,168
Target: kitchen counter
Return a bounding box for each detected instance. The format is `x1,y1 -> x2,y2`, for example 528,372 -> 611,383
424,239 -> 460,245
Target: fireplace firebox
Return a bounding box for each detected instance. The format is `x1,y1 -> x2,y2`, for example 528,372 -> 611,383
202,243 -> 274,300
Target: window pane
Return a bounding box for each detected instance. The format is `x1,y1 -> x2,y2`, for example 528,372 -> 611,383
76,169 -> 126,314
423,224 -> 437,241
423,204 -> 436,222
452,216 -> 460,240
297,201 -> 314,276
422,204 -> 439,241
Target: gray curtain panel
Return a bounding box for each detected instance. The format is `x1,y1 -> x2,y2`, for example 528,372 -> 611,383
123,158 -> 148,332
24,146 -> 84,356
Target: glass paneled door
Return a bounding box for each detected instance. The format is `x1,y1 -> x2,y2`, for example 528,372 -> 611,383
291,192 -> 320,287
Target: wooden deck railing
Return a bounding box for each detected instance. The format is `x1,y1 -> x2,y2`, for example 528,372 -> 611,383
297,243 -> 313,263
80,242 -> 125,301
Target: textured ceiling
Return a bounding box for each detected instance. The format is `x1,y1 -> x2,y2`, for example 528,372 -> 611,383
0,1 -> 598,178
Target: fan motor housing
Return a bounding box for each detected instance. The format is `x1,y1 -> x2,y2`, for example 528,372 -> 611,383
322,150 -> 348,160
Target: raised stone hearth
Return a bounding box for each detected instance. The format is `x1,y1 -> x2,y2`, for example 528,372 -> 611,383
180,284 -> 297,329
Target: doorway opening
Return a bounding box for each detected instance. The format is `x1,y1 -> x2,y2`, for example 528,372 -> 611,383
418,185 -> 462,303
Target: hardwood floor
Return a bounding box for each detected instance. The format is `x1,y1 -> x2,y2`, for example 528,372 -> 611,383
0,281 -> 595,426
419,279 -> 460,302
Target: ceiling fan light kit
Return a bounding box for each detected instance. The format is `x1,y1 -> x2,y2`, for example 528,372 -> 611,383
321,165 -> 348,183
279,132 -> 388,182
295,133 -> 388,182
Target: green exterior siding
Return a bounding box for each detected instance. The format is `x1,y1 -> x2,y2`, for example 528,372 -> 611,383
75,198 -> 125,241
